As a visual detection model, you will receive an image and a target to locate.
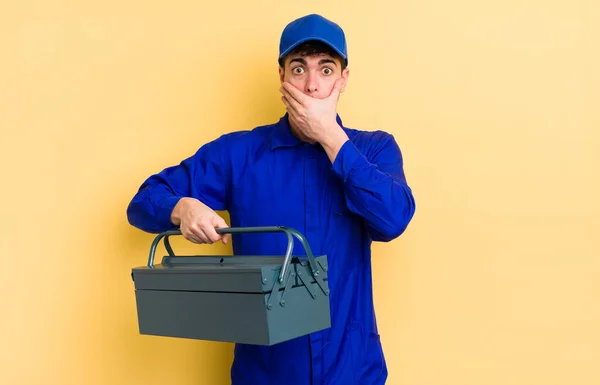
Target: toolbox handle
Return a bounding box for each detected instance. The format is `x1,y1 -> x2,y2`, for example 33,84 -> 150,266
147,226 -> 321,283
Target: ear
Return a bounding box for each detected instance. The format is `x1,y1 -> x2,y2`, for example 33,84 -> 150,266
340,67 -> 350,92
279,66 -> 285,83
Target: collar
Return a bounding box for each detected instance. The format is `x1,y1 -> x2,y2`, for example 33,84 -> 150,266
270,113 -> 345,150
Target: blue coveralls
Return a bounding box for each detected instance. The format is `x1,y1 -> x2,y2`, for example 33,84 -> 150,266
127,114 -> 416,384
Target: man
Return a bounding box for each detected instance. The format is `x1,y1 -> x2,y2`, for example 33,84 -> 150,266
127,13 -> 416,385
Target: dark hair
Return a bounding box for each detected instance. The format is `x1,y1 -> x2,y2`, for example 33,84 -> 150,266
279,40 -> 347,70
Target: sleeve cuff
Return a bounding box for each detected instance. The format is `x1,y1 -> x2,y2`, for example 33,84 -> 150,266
157,196 -> 183,230
331,140 -> 367,182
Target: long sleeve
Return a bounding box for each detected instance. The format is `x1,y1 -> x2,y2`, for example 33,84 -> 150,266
331,132 -> 416,242
126,135 -> 230,233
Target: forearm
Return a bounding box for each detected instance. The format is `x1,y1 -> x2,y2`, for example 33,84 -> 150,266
127,136 -> 230,234
342,162 -> 415,241
127,182 -> 183,233
332,139 -> 416,242
320,122 -> 350,163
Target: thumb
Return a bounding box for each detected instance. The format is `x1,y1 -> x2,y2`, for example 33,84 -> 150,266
328,78 -> 344,100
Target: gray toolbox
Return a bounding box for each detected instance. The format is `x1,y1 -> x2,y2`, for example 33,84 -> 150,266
131,226 -> 330,346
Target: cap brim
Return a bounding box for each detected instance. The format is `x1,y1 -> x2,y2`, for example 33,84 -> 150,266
279,37 -> 347,65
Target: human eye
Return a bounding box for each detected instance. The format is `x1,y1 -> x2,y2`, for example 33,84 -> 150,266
322,67 -> 334,75
292,66 -> 305,75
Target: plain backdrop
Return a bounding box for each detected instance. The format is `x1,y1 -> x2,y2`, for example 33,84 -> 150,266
1,1 -> 599,384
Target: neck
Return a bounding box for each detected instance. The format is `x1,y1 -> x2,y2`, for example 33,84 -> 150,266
287,116 -> 316,144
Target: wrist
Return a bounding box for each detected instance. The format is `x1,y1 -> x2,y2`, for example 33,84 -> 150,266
170,197 -> 195,226
320,122 -> 348,152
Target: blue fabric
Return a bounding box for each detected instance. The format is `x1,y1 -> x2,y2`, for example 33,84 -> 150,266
127,114 -> 416,385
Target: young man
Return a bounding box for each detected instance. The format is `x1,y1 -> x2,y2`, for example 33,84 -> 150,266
127,13 -> 416,385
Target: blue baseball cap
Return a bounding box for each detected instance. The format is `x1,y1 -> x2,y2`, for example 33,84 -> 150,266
279,14 -> 348,66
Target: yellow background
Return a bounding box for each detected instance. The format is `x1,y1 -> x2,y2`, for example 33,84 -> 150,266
1,0 -> 599,384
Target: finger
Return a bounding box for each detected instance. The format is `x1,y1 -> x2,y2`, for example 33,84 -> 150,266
189,234 -> 203,244
202,225 -> 222,244
281,96 -> 296,118
221,232 -> 231,245
184,227 -> 204,244
281,95 -> 290,109
328,78 -> 344,100
214,217 -> 231,245
280,87 -> 303,111
181,230 -> 197,243
285,105 -> 301,123
281,95 -> 300,115
281,82 -> 307,105
190,225 -> 210,244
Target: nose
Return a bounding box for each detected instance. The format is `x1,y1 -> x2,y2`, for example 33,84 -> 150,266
305,72 -> 318,95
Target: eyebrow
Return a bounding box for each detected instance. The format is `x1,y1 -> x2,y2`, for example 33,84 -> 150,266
318,58 -> 338,66
289,57 -> 338,67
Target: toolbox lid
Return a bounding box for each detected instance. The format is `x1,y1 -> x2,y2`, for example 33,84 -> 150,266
132,255 -> 327,294
131,227 -> 329,295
